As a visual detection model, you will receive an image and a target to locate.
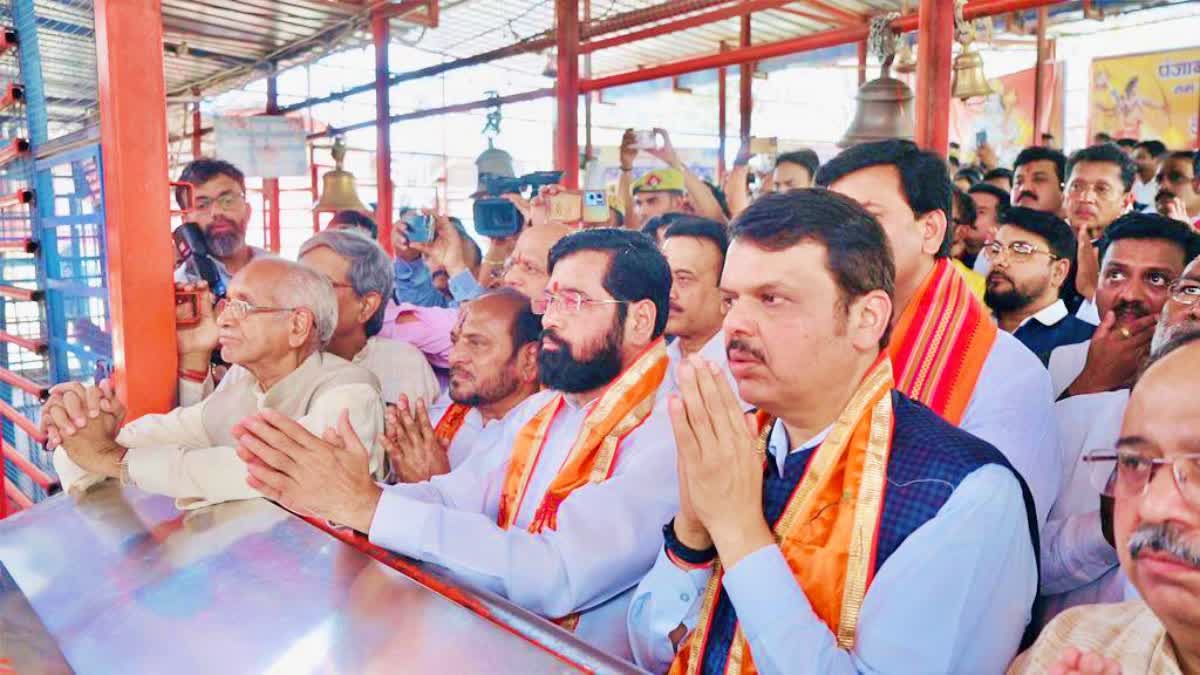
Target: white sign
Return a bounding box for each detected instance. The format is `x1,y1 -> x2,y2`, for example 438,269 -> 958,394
214,115 -> 308,178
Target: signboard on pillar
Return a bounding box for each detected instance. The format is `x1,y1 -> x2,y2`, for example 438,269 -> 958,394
1088,48 -> 1200,148
950,63 -> 1065,169
214,115 -> 309,178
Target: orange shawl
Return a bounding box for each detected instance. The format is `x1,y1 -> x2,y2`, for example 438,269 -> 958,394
496,338 -> 667,533
433,402 -> 471,447
889,257 -> 997,426
670,357 -> 896,675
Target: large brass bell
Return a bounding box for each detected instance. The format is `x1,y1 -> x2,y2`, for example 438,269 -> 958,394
472,141 -> 516,198
951,43 -> 993,100
839,63 -> 915,148
314,137 -> 369,213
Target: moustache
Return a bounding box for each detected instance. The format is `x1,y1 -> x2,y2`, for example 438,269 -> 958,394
1017,191 -> 1038,203
1129,522 -> 1200,570
726,338 -> 766,363
1113,300 -> 1150,320
987,271 -> 1014,286
541,329 -> 569,350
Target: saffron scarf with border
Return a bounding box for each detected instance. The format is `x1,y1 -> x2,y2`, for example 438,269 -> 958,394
433,402 -> 472,447
889,257 -> 997,426
495,338 -> 669,627
670,357 -> 896,675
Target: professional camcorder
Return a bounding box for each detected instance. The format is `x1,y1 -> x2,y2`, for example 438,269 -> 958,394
473,170 -> 563,238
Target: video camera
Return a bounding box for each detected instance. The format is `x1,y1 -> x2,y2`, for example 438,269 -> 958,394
473,170 -> 563,239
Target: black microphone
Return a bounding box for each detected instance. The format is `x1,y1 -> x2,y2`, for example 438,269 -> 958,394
173,222 -> 226,299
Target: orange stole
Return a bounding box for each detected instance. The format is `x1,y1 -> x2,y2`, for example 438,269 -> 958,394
495,339 -> 669,626
889,257 -> 997,426
433,402 -> 471,447
670,358 -> 896,675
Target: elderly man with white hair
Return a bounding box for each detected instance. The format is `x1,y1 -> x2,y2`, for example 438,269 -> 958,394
176,229 -> 438,408
43,257 -> 387,510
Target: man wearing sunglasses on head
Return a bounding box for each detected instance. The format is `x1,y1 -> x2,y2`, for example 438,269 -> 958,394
985,207 -> 1096,365
232,228 -> 680,660
41,258 -> 387,510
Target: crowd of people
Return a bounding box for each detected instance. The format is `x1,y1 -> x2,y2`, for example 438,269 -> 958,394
37,126 -> 1200,674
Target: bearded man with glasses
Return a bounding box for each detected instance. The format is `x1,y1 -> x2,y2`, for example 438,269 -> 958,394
41,258 -> 387,509
984,207 -> 1096,365
232,228 -> 680,660
1012,330 -> 1200,675
173,159 -> 265,287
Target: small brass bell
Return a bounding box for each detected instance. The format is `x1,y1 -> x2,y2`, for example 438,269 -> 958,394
951,44 -> 993,100
314,137 -> 369,213
893,40 -> 917,75
839,61 -> 915,148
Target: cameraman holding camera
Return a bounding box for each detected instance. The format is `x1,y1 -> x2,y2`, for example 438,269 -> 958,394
173,159 -> 265,289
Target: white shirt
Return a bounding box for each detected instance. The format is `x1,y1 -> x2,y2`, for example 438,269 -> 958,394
664,329 -> 751,410
179,337 -> 440,410
367,389 -> 680,661
972,253 -> 992,277
627,418 -> 1038,674
1038,390 -> 1130,630
427,392 -> 514,469
959,330 -> 1061,528
1048,339 -> 1092,398
1076,298 -> 1101,326
1132,176 -> 1158,212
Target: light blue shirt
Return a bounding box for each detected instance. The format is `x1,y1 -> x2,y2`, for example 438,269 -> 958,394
627,419 -> 1038,674
393,257 -> 451,308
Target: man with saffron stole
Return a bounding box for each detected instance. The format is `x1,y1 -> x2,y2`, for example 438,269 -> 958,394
816,139 -> 1060,527
234,228 -> 680,660
627,190 -> 1041,674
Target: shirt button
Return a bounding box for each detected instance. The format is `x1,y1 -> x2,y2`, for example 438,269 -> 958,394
680,593 -> 690,602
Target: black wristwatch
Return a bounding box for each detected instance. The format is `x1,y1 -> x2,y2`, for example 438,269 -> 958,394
663,518 -> 717,566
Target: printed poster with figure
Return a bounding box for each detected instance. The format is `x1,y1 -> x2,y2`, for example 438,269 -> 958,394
214,115 -> 309,178
1089,48 -> 1200,148
950,63 -> 1065,169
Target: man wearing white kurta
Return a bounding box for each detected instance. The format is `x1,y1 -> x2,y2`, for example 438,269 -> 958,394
43,258 -> 386,510
233,229 -> 681,661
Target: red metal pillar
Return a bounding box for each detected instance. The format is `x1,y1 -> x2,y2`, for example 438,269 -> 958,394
1032,7 -> 1048,142
718,41 -> 728,182
555,0 -> 581,188
372,13 -> 395,255
95,0 -> 177,419
738,11 -> 753,144
191,88 -> 203,159
264,74 -> 282,253
857,39 -> 868,86
914,0 -> 954,156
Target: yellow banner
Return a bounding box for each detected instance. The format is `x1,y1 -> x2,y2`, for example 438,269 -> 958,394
1089,48 -> 1200,148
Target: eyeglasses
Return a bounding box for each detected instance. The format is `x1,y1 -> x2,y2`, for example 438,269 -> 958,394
982,240 -> 1060,263
194,191 -> 246,212
533,290 -> 628,316
1084,448 -> 1200,507
216,298 -> 297,321
502,255 -> 546,280
1169,278 -> 1200,306
1067,181 -> 1119,200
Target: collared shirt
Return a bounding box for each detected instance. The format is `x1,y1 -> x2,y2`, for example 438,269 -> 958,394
960,330 -> 1061,528
178,337 -> 441,409
627,418 -> 1038,674
56,352 -> 385,511
663,329 -> 751,411
1009,299 -> 1097,366
1037,389 -> 1129,631
448,269 -> 486,304
428,392 -> 516,469
367,389 -> 680,660
376,300 -> 456,370
1048,339 -> 1091,398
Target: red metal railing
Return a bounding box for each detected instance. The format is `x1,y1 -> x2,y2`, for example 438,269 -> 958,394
0,188 -> 33,210
0,398 -> 47,445
0,284 -> 42,302
2,442 -> 55,491
0,138 -> 29,167
0,329 -> 47,355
